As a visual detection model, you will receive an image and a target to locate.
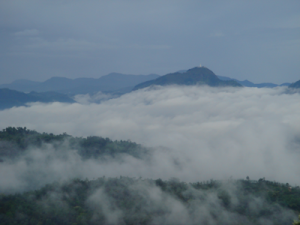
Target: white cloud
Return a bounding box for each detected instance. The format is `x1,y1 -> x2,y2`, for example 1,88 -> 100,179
74,92 -> 115,104
1,86 -> 300,186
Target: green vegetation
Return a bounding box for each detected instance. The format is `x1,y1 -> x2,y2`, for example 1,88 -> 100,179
0,127 -> 149,160
294,214 -> 300,225
0,127 -> 299,224
0,177 -> 299,225
133,67 -> 242,90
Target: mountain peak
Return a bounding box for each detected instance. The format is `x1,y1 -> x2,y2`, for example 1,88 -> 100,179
133,67 -> 242,90
289,79 -> 300,88
186,66 -> 214,74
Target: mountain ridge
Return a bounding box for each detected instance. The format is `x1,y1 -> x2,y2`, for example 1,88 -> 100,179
216,75 -> 290,88
0,88 -> 75,110
0,73 -> 160,95
289,79 -> 300,88
133,67 -> 242,90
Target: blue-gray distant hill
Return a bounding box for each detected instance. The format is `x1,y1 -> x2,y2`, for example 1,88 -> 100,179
289,79 -> 300,88
176,70 -> 291,88
217,75 -> 290,88
0,88 -> 75,110
0,73 -> 160,95
133,67 -> 242,90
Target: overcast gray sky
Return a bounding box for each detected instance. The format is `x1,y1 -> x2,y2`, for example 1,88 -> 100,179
0,0 -> 299,84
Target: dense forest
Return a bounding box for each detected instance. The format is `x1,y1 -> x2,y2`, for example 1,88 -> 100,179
0,177 -> 300,225
0,127 -> 149,161
0,127 -> 300,225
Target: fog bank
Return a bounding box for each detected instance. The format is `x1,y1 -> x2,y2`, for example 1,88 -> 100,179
1,86 -> 300,185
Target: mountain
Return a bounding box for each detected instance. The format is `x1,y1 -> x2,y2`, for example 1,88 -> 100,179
238,80 -> 278,88
279,83 -> 292,86
133,67 -> 242,90
0,79 -> 41,91
289,80 -> 300,88
217,75 -> 290,88
0,73 -> 160,95
0,88 -> 75,110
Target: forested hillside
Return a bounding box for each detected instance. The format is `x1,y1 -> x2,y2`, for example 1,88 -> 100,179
0,127 -> 299,224
0,127 -> 149,160
0,177 -> 299,225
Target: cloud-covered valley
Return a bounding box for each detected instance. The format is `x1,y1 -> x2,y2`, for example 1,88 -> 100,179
1,86 -> 300,190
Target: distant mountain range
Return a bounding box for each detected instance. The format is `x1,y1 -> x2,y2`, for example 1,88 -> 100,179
0,73 -> 160,110
289,80 -> 300,88
0,68 -> 299,110
175,70 -> 291,88
133,67 -> 242,90
0,89 -> 75,110
0,73 -> 160,95
216,75 -> 291,88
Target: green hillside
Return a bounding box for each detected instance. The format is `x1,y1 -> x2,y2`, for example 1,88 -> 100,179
0,177 -> 299,225
0,127 -> 299,224
0,127 -> 149,160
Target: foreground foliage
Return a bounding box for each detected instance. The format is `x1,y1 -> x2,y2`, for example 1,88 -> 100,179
0,177 -> 299,225
0,127 -> 299,224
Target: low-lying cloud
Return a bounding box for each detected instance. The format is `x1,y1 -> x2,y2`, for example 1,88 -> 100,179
73,92 -> 116,104
1,86 -> 300,189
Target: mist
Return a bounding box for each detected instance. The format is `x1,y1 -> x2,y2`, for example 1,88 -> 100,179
1,86 -> 300,191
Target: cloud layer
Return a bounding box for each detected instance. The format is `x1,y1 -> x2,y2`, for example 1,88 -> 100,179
1,86 -> 300,190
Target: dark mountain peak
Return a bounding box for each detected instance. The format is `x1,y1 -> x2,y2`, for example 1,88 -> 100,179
187,66 -> 212,72
289,80 -> 300,88
185,66 -> 219,79
133,67 -> 242,90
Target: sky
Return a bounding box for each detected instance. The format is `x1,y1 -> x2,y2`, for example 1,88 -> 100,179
0,0 -> 299,84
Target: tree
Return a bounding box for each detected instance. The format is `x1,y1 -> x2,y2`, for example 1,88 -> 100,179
294,214 -> 300,225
